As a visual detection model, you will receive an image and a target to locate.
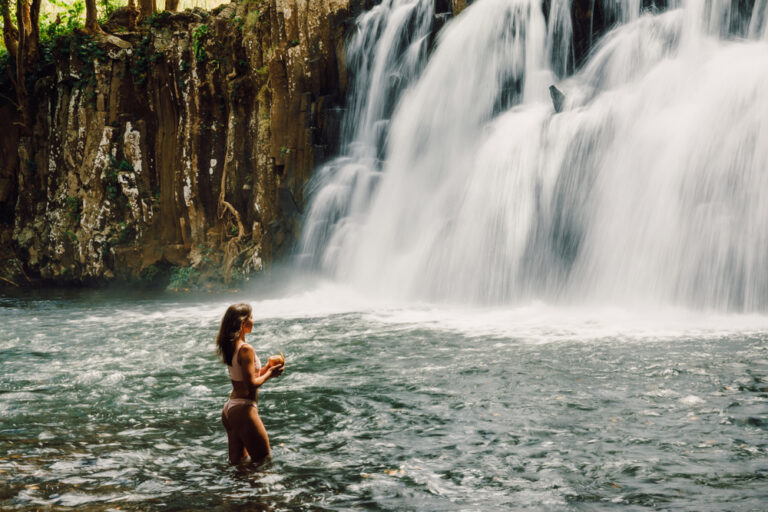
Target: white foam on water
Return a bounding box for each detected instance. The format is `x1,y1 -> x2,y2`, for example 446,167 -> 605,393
361,300 -> 768,343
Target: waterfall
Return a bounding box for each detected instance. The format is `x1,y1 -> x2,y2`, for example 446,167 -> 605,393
297,0 -> 435,270
299,0 -> 768,310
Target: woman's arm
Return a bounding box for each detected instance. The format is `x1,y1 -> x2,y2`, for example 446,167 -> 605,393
240,345 -> 279,387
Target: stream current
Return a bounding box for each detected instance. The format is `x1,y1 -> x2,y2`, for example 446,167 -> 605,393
2,286 -> 767,510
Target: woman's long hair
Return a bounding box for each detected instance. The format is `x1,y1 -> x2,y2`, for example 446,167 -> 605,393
216,303 -> 252,365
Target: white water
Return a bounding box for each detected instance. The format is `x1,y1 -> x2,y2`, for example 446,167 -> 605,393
298,0 -> 434,269
299,0 -> 768,310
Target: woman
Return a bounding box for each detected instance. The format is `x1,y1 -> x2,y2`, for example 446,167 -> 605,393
216,303 -> 285,464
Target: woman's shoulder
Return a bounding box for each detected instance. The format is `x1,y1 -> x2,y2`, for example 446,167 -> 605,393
239,343 -> 255,355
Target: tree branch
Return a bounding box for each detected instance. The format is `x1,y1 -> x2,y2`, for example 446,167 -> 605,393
0,90 -> 21,109
217,110 -> 246,240
83,0 -> 104,34
0,275 -> 19,287
1,0 -> 19,60
219,199 -> 246,239
28,0 -> 40,59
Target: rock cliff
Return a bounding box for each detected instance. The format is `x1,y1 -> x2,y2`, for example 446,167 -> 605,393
0,0 -> 365,288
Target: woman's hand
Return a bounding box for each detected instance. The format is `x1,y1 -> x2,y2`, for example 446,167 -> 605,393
270,362 -> 286,378
267,353 -> 286,378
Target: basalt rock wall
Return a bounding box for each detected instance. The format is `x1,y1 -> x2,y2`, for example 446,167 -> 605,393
0,0 -> 367,286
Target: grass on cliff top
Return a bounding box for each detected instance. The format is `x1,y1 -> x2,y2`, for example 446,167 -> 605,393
0,0 -> 229,58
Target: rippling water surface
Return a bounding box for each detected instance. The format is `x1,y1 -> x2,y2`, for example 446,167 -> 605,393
1,285 -> 767,510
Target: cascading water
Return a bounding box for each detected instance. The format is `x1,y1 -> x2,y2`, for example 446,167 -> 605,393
299,0 -> 768,310
297,0 -> 435,270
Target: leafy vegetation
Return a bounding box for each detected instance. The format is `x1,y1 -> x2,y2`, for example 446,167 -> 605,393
104,155 -> 134,201
116,220 -> 135,244
65,196 -> 81,222
231,15 -> 243,33
129,35 -> 152,85
192,23 -> 208,62
73,35 -> 107,104
98,0 -> 122,21
140,263 -> 160,282
0,0 -> 229,56
44,0 -> 86,37
168,265 -> 199,290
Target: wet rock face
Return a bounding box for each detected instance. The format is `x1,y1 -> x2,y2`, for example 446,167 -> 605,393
0,0 -> 362,286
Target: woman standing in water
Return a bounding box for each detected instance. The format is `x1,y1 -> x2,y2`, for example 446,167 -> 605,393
217,303 -> 285,464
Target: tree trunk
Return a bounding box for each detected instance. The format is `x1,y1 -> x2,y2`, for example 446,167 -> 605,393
165,0 -> 179,12
127,0 -> 138,30
4,0 -> 41,134
138,0 -> 156,23
84,0 -> 103,34
1,0 -> 19,59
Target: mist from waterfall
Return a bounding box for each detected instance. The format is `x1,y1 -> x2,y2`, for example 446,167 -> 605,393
298,0 -> 768,311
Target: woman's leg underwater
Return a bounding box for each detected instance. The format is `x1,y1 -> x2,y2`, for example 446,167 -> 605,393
242,406 -> 271,463
222,407 -> 247,465
226,404 -> 271,464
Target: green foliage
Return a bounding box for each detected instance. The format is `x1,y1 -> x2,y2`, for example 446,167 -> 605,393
168,265 -> 199,290
100,239 -> 114,258
73,36 -> 106,96
35,1 -> 88,72
98,0 -> 123,22
197,244 -> 214,265
231,15 -> 243,33
179,59 -> 190,73
146,10 -> 171,28
230,266 -> 247,283
104,155 -> 134,201
289,38 -> 299,47
44,0 -> 85,40
116,220 -> 135,245
192,24 -> 208,63
245,8 -> 262,29
279,145 -> 290,158
130,35 -> 152,85
63,230 -> 78,242
65,196 -> 81,222
141,264 -> 160,282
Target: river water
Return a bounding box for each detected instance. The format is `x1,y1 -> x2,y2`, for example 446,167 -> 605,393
2,285 -> 767,510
